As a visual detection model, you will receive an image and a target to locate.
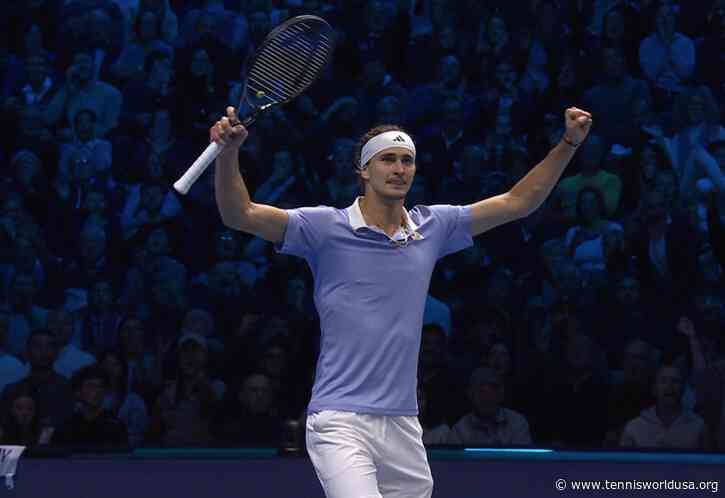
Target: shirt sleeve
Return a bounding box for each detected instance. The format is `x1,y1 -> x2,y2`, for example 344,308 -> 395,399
274,206 -> 334,261
428,204 -> 474,259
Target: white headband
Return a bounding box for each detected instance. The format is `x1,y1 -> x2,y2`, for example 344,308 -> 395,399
359,131 -> 416,170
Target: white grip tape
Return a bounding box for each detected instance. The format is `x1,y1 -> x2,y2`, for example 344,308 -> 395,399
173,142 -> 224,195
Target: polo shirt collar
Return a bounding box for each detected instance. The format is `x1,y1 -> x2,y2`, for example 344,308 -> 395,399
346,196 -> 420,234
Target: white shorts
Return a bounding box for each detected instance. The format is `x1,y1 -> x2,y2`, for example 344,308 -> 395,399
305,410 -> 434,498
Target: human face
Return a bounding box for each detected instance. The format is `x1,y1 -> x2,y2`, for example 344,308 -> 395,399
28,333 -> 56,369
80,378 -> 106,408
48,310 -> 75,346
240,374 -> 274,415
102,354 -> 123,381
654,366 -> 682,406
362,147 -> 416,200
487,343 -> 511,376
623,341 -> 651,384
470,381 -> 503,419
179,341 -> 206,377
12,396 -> 35,427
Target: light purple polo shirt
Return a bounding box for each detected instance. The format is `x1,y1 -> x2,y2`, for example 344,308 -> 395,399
276,197 -> 473,416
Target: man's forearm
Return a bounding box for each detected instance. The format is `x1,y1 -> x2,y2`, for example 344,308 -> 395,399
509,139 -> 578,215
215,150 -> 253,229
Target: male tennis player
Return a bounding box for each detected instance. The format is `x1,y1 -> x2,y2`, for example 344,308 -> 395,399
212,105 -> 592,498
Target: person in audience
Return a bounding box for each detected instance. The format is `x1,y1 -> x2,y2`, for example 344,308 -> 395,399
1,329 -> 74,430
620,365 -> 710,450
448,367 -> 532,446
48,308 -> 95,379
54,364 -> 128,447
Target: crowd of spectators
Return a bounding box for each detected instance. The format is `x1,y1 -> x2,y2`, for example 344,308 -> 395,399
1,0 -> 724,452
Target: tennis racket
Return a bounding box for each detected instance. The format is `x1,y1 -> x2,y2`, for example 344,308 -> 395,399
173,15 -> 335,195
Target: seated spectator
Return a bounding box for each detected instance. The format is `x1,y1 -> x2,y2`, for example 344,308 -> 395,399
48,308 -> 95,379
418,324 -> 463,426
440,144 -> 490,206
1,329 -> 74,429
57,109 -> 113,184
213,372 -> 282,447
147,333 -> 224,447
630,188 -> 699,302
542,333 -> 609,447
0,310 -> 28,394
564,187 -> 623,283
54,364 -> 128,447
120,181 -> 181,240
45,49 -> 123,138
179,0 -> 247,52
4,272 -> 49,358
0,389 -> 52,446
605,339 -> 657,446
620,365 -> 709,450
554,135 -> 623,221
582,46 -> 651,148
0,54 -> 56,143
448,367 -> 532,446
117,315 -> 160,401
76,279 -> 123,356
110,8 -> 174,84
653,86 -> 725,199
323,138 -> 360,208
638,3 -> 695,107
417,386 -> 450,446
99,350 -> 148,447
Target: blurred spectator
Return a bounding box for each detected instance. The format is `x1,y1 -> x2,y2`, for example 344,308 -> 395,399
605,339 -> 657,446
0,311 -> 28,395
76,278 -> 123,356
418,324 -> 462,426
45,49 -> 123,138
582,46 -> 651,147
148,333 -> 224,447
4,272 -> 49,357
57,109 -> 113,184
564,187 -> 623,282
48,308 -> 96,379
448,367 -> 532,446
99,350 -> 148,447
213,372 -> 281,446
111,8 -> 174,84
554,135 -> 623,221
54,364 -> 128,447
541,333 -> 609,447
0,389 -> 53,446
1,329 -> 74,429
639,3 -> 695,106
417,385 -> 451,445
620,365 -> 709,449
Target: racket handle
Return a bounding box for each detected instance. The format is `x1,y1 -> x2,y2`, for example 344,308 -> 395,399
173,142 -> 224,195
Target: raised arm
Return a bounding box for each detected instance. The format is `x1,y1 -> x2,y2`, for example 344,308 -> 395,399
469,107 -> 592,237
213,106 -> 289,243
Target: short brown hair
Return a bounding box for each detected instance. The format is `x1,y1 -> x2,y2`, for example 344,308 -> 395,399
354,124 -> 412,193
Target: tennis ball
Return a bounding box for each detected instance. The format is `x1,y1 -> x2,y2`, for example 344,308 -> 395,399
256,90 -> 266,98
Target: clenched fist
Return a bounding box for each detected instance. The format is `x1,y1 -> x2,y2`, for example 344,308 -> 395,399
563,107 -> 593,146
210,106 -> 248,152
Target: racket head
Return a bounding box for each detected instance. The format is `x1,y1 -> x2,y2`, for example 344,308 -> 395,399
239,15 -> 335,120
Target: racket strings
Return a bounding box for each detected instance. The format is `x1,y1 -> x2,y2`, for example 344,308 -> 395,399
247,20 -> 334,103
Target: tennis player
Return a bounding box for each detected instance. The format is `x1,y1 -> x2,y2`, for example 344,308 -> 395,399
212,105 -> 592,498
